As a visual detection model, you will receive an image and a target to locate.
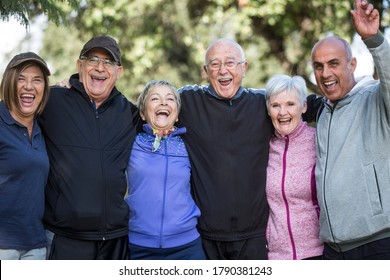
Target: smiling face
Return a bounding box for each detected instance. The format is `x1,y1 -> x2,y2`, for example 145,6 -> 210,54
312,37 -> 357,102
77,48 -> 123,107
10,65 -> 45,123
268,90 -> 307,137
204,39 -> 248,99
141,85 -> 179,131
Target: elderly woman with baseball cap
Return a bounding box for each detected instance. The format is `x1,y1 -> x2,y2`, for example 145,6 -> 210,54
0,52 -> 51,260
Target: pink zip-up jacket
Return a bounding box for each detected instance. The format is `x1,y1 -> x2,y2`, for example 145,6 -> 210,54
266,120 -> 323,260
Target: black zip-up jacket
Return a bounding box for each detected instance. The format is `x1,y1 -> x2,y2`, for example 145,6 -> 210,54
38,74 -> 139,240
177,85 -> 320,242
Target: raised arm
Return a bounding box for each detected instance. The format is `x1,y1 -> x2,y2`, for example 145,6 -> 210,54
352,1 -> 390,122
350,0 -> 380,40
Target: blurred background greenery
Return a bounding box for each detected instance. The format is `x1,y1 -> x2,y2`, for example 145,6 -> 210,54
1,0 -> 389,102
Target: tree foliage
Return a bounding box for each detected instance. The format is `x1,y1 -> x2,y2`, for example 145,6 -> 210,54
0,0 -> 79,28
36,0 -> 390,100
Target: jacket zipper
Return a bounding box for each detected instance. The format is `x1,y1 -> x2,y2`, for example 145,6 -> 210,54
159,139 -> 169,247
92,100 -> 106,240
322,106 -> 340,250
282,136 -> 297,259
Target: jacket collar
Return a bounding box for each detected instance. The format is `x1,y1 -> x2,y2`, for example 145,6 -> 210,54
69,73 -> 121,108
207,85 -> 244,101
324,75 -> 376,110
273,119 -> 307,140
0,101 -> 41,137
142,123 -> 186,137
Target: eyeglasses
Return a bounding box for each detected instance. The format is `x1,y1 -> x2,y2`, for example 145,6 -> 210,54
206,60 -> 245,71
80,55 -> 119,68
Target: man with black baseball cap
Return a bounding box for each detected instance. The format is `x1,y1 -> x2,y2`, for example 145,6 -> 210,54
38,35 -> 140,259
79,35 -> 121,66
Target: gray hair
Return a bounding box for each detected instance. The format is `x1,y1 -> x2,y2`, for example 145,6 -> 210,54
265,74 -> 307,108
137,80 -> 181,113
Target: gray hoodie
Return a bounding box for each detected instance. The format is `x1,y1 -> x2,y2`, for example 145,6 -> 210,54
315,32 -> 390,252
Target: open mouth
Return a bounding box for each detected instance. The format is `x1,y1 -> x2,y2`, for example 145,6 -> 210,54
323,80 -> 337,90
91,76 -> 107,83
278,117 -> 291,125
156,109 -> 170,116
218,78 -> 232,86
20,93 -> 35,105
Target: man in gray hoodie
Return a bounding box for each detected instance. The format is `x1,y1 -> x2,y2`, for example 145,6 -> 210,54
312,0 -> 390,259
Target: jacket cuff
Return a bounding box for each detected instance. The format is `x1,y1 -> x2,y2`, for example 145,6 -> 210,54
363,31 -> 385,49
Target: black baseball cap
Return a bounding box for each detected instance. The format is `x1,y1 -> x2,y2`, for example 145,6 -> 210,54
6,52 -> 51,76
79,35 -> 121,65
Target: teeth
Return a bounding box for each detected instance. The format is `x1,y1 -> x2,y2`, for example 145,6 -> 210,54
20,94 -> 34,98
324,81 -> 336,86
156,109 -> 170,115
92,76 -> 106,80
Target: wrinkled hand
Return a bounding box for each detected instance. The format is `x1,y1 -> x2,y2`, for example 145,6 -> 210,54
56,79 -> 71,88
351,0 -> 380,40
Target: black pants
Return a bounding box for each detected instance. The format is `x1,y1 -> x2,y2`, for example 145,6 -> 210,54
323,237 -> 390,260
201,236 -> 268,260
48,234 -> 129,260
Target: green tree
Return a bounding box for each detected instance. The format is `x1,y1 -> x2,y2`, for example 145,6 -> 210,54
39,0 -> 389,100
0,0 -> 79,28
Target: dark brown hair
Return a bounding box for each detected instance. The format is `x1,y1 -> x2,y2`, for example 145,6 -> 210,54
0,61 -> 50,115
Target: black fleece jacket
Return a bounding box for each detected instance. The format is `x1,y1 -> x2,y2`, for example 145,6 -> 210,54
177,85 -> 320,241
38,74 -> 139,240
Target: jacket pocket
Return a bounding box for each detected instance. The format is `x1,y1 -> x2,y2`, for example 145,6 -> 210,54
363,158 -> 388,216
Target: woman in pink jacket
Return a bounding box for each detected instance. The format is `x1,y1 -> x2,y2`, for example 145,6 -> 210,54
265,75 -> 323,260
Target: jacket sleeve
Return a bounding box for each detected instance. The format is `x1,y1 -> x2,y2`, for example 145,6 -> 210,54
366,32 -> 390,123
303,94 -> 324,123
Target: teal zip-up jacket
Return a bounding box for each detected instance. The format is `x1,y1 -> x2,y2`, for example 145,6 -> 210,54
315,32 -> 390,252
